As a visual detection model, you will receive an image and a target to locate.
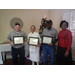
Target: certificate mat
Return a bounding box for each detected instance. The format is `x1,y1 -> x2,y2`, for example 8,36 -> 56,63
13,36 -> 24,45
29,37 -> 39,45
43,36 -> 53,44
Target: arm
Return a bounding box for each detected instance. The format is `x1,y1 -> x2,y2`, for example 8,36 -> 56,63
7,39 -> 14,46
24,32 -> 27,42
41,29 -> 45,43
64,31 -> 72,57
37,33 -> 41,47
53,30 -> 59,45
27,34 -> 30,44
66,31 -> 72,52
7,32 -> 14,46
22,32 -> 27,45
49,29 -> 58,46
53,38 -> 59,45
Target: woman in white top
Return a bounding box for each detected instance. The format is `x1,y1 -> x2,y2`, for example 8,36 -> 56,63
28,25 -> 41,65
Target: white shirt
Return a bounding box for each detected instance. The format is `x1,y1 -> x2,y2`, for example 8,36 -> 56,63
28,31 -> 41,62
28,31 -> 41,43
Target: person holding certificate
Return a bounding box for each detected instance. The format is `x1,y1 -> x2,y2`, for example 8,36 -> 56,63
56,20 -> 72,65
42,20 -> 58,65
28,25 -> 41,65
7,23 -> 27,65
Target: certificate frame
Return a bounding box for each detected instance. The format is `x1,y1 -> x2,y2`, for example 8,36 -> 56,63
42,36 -> 53,44
13,36 -> 24,45
29,37 -> 39,46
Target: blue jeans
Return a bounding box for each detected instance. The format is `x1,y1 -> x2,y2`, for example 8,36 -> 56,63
42,44 -> 55,65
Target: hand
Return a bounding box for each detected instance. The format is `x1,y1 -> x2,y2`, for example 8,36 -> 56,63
27,41 -> 29,45
22,42 -> 25,45
64,52 -> 69,57
27,40 -> 29,43
7,39 -> 14,46
48,43 -> 53,46
25,39 -> 27,42
11,42 -> 14,46
36,43 -> 41,47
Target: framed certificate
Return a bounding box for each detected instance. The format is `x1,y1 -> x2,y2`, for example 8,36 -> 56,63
13,36 -> 24,45
29,37 -> 39,46
42,36 -> 53,44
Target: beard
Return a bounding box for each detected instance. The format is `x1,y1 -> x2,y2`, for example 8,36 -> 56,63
47,26 -> 51,29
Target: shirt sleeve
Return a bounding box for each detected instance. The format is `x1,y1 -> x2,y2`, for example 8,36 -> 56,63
27,33 -> 29,41
66,31 -> 72,52
55,29 -> 58,39
41,29 -> 45,36
52,30 -> 58,45
38,33 -> 41,43
24,32 -> 27,40
7,32 -> 11,40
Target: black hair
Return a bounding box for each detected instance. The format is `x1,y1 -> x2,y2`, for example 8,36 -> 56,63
60,20 -> 68,28
15,23 -> 20,26
47,20 -> 52,24
30,25 -> 36,29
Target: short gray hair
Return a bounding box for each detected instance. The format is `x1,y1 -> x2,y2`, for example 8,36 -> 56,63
30,25 -> 36,29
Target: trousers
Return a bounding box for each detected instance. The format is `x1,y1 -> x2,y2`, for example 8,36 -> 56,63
42,44 -> 55,65
11,46 -> 25,65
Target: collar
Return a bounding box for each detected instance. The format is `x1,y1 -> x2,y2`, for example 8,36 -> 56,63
62,28 -> 67,31
46,27 -> 53,30
14,30 -> 21,33
31,31 -> 36,34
